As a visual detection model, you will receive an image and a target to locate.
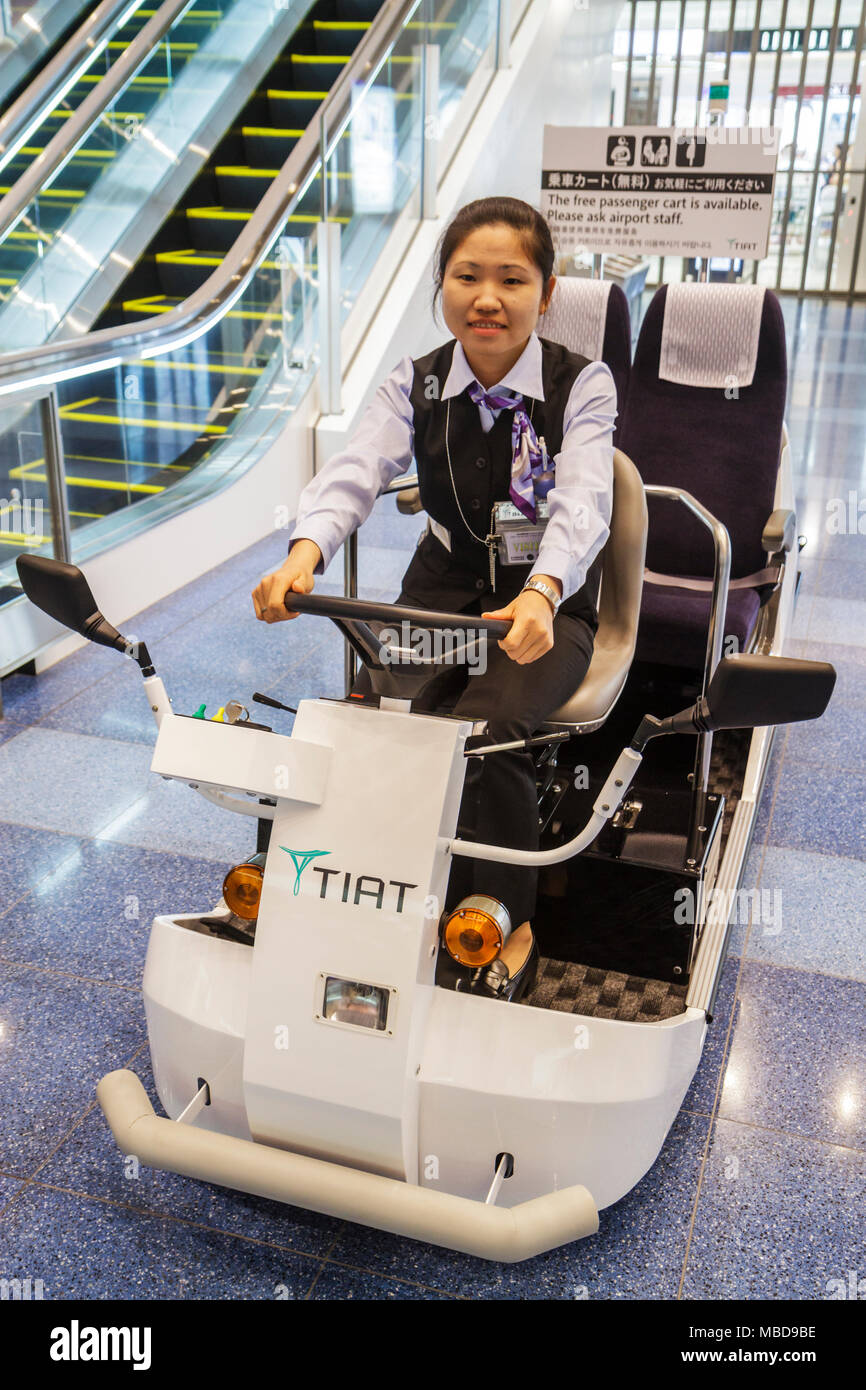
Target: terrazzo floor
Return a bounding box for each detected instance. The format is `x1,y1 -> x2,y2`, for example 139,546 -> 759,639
0,298 -> 863,1300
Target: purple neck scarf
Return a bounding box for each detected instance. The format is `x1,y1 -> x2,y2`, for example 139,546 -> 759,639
466,380 -> 549,522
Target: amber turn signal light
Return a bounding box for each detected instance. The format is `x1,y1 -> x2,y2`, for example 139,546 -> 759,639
442,894 -> 512,967
222,860 -> 264,921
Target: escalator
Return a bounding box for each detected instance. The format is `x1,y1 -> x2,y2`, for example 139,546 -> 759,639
1,0 -> 403,533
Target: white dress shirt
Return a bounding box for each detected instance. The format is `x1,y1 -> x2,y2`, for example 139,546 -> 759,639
290,330 -> 616,604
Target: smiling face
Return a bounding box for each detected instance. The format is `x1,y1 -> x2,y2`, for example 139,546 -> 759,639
441,223 -> 555,388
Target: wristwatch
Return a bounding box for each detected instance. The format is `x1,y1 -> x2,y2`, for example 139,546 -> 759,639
522,577 -> 561,616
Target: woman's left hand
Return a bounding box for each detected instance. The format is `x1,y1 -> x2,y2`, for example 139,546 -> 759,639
482,587 -> 556,664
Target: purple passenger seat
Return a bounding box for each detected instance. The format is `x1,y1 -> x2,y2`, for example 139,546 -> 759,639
618,283 -> 788,674
536,277 -> 631,443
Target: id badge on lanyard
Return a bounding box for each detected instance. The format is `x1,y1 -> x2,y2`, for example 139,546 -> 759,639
490,498 -> 550,563
483,433 -> 551,586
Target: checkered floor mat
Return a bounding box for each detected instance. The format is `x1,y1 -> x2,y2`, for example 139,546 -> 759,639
524,958 -> 689,1021
708,726 -> 753,848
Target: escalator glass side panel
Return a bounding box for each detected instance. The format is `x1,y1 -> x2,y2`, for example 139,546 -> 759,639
0,396 -> 52,602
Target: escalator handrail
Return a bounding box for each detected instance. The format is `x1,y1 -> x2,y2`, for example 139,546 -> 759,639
0,0 -> 200,242
0,0 -> 419,399
0,0 -> 146,175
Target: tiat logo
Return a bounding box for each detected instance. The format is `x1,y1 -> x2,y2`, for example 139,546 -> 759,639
281,847 -> 330,895
280,848 -> 416,913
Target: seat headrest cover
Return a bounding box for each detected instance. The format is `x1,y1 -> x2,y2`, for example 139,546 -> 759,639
537,277 -> 612,362
659,283 -> 766,388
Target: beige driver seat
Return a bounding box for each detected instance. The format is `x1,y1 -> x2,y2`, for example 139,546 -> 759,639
541,448 -> 647,732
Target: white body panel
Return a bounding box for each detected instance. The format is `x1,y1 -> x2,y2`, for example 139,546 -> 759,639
150,711 -> 331,803
143,914 -> 252,1141
418,992 -> 706,1210
241,699 -> 471,1182
143,910 -> 705,1208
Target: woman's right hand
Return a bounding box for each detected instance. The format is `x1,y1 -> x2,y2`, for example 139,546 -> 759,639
252,540 -> 321,622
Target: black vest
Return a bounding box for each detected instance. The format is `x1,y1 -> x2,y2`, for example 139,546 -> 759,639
398,335 -> 601,629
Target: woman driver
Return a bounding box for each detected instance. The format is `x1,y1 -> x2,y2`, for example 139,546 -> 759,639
252,196 -> 616,1002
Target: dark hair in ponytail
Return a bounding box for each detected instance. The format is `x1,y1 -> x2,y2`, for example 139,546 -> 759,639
430,197 -> 555,329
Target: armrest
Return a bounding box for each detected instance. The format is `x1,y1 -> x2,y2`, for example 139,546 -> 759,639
384,471 -> 423,515
762,508 -> 796,553
396,487 -> 423,515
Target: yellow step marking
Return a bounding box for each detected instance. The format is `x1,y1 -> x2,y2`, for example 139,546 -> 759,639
64,476 -> 167,493
291,55 -> 351,65
0,185 -> 84,197
241,127 -> 304,138
214,166 -> 281,178
10,455 -> 189,477
59,407 -> 226,435
0,533 -> 51,546
267,89 -> 330,99
64,390 -> 214,415
155,249 -> 288,272
45,109 -> 145,121
4,470 -> 168,494
107,39 -> 198,50
123,294 -> 280,323
128,356 -> 263,377
80,73 -> 170,85
19,147 -> 114,160
61,395 -> 100,411
187,206 -> 352,222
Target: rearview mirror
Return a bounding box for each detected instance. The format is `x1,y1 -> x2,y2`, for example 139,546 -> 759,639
16,554 -> 125,651
703,653 -> 836,730
632,653 -> 837,750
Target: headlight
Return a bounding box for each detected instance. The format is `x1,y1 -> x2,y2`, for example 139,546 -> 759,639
322,977 -> 391,1031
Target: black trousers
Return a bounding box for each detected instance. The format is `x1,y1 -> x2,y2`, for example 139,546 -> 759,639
353,584 -> 594,929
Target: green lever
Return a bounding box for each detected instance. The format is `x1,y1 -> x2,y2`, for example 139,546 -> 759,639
192,703 -> 207,719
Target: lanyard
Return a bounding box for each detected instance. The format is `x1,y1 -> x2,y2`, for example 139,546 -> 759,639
443,395 -> 538,591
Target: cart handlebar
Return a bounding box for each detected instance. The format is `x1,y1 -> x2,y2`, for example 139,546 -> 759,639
285,591 -> 512,638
